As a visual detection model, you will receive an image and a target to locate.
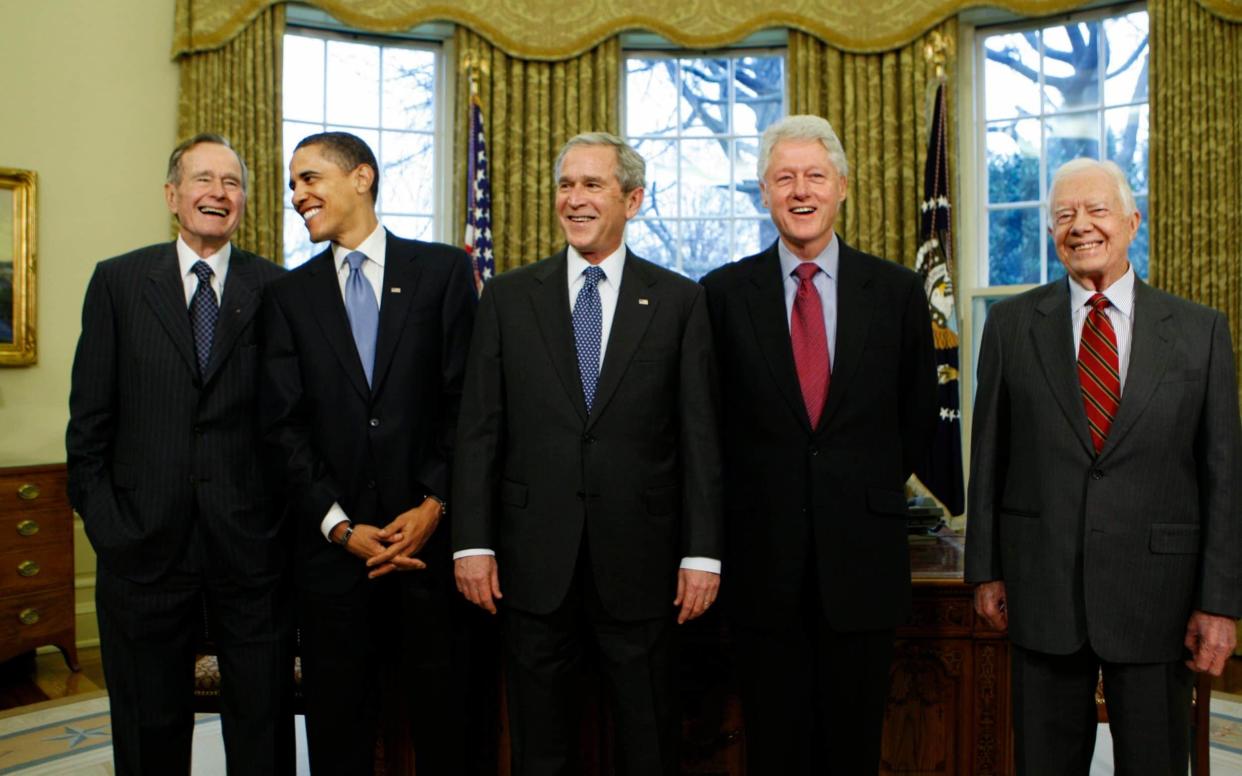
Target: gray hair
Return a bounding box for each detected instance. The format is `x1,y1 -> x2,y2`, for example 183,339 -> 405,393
554,132 -> 646,193
166,133 -> 248,192
757,115 -> 850,181
1048,158 -> 1138,216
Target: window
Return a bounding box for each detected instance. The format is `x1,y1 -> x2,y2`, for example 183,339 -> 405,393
281,25 -> 446,268
961,5 -> 1149,400
623,51 -> 786,278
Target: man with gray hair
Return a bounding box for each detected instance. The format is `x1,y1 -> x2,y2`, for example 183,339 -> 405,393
453,131 -> 723,775
701,114 -> 937,773
966,157 -> 1242,773
67,134 -> 291,774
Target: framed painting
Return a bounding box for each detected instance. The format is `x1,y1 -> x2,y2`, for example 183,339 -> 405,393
0,168 -> 36,366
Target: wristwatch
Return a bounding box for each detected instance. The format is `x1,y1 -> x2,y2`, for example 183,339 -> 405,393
333,522 -> 354,547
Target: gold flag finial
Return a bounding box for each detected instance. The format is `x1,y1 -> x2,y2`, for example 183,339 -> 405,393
923,30 -> 954,82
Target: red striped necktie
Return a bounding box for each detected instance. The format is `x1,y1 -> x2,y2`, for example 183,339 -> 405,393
1078,293 -> 1120,454
791,262 -> 830,428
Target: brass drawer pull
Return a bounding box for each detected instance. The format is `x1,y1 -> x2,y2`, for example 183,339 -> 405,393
17,483 -> 40,501
15,519 -> 39,537
17,560 -> 40,577
18,608 -> 40,625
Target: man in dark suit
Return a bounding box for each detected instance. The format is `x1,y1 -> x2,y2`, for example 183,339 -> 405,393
453,132 -> 723,776
261,131 -> 478,775
66,134 -> 290,775
966,157 -> 1242,774
700,114 -> 937,774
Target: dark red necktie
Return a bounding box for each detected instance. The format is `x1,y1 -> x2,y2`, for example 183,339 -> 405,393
791,263 -> 830,428
1078,293 -> 1120,454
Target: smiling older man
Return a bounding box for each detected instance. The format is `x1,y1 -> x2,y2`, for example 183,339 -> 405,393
966,157 -> 1242,775
67,134 -> 291,775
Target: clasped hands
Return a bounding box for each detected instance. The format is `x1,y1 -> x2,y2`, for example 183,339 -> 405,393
331,497 -> 443,579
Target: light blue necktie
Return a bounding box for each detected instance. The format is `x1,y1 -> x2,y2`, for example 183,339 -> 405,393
572,266 -> 605,413
344,250 -> 379,385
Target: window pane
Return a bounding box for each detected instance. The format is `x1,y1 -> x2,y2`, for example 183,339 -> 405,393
732,56 -> 785,134
1042,21 -> 1101,112
1105,104 -> 1148,194
633,138 -> 678,219
383,215 -> 433,241
326,40 -> 380,127
283,120 -> 323,207
679,219 -> 730,279
984,32 -> 1040,120
380,131 -> 434,214
626,59 -> 678,137
1104,12 -> 1149,106
734,218 -> 776,258
1045,114 -> 1099,178
680,138 -> 732,216
732,139 -> 764,217
1046,229 -> 1065,283
987,207 -> 1042,285
382,47 -> 435,131
284,35 -> 325,123
680,58 -> 730,136
627,218 -> 677,269
283,208 -> 323,269
986,119 -> 1040,204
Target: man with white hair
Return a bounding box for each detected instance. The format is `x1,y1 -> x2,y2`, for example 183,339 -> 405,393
701,115 -> 937,773
966,157 -> 1242,774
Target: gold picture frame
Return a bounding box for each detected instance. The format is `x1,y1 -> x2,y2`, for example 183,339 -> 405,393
0,168 -> 36,366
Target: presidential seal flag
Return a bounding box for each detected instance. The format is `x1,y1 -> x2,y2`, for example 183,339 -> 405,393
914,82 -> 965,516
464,88 -> 494,295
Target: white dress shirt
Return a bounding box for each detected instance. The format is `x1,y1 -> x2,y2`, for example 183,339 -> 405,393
176,237 -> 230,308
455,244 -> 720,575
320,224 -> 389,540
1068,265 -> 1135,393
777,234 -> 839,370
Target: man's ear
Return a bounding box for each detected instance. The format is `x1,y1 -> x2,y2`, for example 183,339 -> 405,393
164,182 -> 179,218
353,164 -> 376,196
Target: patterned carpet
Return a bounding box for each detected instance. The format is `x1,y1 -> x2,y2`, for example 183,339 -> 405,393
2,691 -> 1241,774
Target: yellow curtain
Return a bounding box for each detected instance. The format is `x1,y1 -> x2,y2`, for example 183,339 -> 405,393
176,4 -> 284,263
1150,0 -> 1242,403
453,29 -> 620,272
788,20 -> 957,269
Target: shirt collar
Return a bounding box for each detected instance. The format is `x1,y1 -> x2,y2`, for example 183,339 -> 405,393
567,243 -> 626,286
332,223 -> 388,271
1068,264 -> 1135,318
176,236 -> 230,280
777,233 -> 839,281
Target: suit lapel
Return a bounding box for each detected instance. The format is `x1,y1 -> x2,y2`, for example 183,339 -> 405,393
1030,279 -> 1095,456
530,251 -> 588,424
303,249 -> 371,401
817,242 -> 874,435
370,232 -> 423,396
201,248 -> 261,385
143,242 -> 198,377
744,244 -> 810,430
588,252 -> 657,429
1098,280 -> 1172,459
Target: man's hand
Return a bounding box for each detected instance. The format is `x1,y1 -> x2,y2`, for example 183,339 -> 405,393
674,569 -> 719,625
455,555 -> 502,614
364,498 -> 442,578
974,580 -> 1008,632
331,522 -> 412,570
1184,610 -> 1237,676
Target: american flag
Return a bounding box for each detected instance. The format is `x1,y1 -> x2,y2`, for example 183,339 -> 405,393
914,82 -> 965,517
464,90 -> 494,295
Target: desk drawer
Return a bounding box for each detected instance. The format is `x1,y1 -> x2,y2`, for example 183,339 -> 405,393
0,542 -> 73,595
0,588 -> 73,648
0,467 -> 70,512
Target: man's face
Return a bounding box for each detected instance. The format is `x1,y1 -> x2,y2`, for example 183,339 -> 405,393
289,144 -> 374,246
164,142 -> 245,256
555,145 -> 643,263
1049,167 -> 1140,291
760,139 -> 848,260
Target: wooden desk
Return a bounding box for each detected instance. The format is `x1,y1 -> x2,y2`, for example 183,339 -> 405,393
882,533 -> 1011,776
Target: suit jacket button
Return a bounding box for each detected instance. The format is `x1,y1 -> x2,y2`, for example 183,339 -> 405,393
1091,469 -> 1104,480
582,434 -> 595,444
193,425 -> 204,435
809,445 -> 820,456
369,418 -> 380,427
366,480 -> 376,489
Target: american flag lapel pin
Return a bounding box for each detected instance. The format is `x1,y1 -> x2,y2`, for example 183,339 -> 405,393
638,298 -> 649,305
390,287 -> 402,293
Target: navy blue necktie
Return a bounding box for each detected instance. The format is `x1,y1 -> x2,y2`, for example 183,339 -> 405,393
344,251 -> 379,385
572,266 -> 605,413
188,260 -> 218,375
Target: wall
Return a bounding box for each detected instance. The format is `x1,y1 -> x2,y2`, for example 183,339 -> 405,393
0,0 -> 180,644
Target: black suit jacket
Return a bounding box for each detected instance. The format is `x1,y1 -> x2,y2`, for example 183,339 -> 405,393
260,231 -> 476,593
965,277 -> 1242,662
452,249 -> 723,621
66,242 -> 285,583
701,239 -> 937,630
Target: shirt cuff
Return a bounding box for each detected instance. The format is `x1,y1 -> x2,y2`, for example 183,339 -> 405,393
321,502 -> 349,542
453,548 -> 496,560
680,556 -> 721,574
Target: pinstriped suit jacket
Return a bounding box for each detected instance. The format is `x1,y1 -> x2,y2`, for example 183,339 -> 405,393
965,277 -> 1242,662
67,241 -> 286,583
